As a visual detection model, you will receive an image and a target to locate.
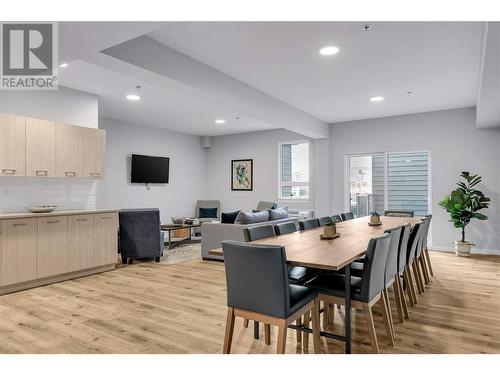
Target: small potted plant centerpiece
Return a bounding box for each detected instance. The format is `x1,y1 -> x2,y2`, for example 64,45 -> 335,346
323,217 -> 337,238
369,210 -> 381,226
439,171 -> 490,257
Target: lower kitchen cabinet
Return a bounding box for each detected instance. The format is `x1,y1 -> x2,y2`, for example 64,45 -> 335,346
1,218 -> 37,286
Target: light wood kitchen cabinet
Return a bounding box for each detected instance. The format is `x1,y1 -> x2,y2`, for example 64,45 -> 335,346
37,216 -> 68,278
94,212 -> 118,266
82,127 -> 106,179
67,214 -> 95,272
26,117 -> 56,177
1,218 -> 37,286
55,123 -> 83,178
0,113 -> 26,176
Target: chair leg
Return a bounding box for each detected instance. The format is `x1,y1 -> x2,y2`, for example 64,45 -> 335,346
322,302 -> 329,331
424,249 -> 434,276
328,303 -> 335,329
303,310 -> 311,348
412,261 -> 424,294
396,275 -> 410,319
312,298 -> 321,354
381,290 -> 395,344
406,265 -> 419,304
265,324 -> 271,345
420,255 -> 430,284
296,316 -> 302,343
243,318 -> 249,328
223,307 -> 235,354
276,320 -> 288,354
415,259 -> 426,292
392,280 -> 404,323
362,303 -> 380,354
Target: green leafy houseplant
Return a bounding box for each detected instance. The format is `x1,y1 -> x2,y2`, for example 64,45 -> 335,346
439,172 -> 490,243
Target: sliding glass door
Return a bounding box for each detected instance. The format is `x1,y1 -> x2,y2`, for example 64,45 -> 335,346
347,151 -> 430,217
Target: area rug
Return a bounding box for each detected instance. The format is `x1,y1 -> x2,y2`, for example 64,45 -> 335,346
159,242 -> 202,265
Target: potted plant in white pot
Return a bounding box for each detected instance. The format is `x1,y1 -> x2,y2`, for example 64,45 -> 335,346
439,171 -> 490,257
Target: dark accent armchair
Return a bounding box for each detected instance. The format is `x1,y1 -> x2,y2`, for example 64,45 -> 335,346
118,208 -> 164,264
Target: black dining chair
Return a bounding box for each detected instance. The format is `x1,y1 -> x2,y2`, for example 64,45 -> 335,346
395,223 -> 411,319
274,222 -> 298,235
244,225 -> 276,241
221,240 -> 321,354
405,221 -> 425,304
306,233 -> 394,353
381,226 -> 403,338
384,210 -> 414,218
317,216 -> 332,227
341,212 -> 355,221
422,215 -> 434,277
332,214 -> 343,223
299,218 -> 320,230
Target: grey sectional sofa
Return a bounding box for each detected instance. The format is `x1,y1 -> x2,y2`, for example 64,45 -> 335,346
201,216 -> 298,260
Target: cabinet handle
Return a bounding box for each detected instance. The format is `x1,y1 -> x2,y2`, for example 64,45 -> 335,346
65,171 -> 76,177
2,168 -> 16,175
90,172 -> 101,177
47,220 -> 60,224
101,216 -> 112,220
13,223 -> 27,227
36,170 -> 48,176
76,218 -> 88,222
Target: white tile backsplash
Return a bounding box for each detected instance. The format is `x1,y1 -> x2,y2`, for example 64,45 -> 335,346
0,177 -> 97,213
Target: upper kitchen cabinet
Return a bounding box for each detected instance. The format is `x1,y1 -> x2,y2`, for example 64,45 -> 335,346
26,117 -> 56,177
82,127 -> 106,179
55,122 -> 83,178
0,113 -> 26,176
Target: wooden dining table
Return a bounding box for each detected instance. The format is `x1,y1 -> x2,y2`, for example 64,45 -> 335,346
209,215 -> 422,353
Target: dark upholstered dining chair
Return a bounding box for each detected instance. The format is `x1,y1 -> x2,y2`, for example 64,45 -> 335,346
244,225 -> 276,241
405,221 -> 425,304
299,218 -> 320,230
341,212 -> 355,221
274,222 -> 298,235
332,214 -> 343,223
306,233 -> 394,353
421,215 -> 434,277
221,241 -> 321,354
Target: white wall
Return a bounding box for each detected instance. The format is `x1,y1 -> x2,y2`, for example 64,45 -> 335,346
96,117 -> 207,223
330,107 -> 500,254
0,86 -> 98,128
205,129 -> 330,216
0,87 -> 99,213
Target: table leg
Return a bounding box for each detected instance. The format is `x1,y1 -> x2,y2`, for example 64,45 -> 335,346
254,320 -> 260,339
345,263 -> 351,354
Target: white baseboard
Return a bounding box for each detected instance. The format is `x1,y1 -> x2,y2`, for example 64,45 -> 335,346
429,246 -> 500,256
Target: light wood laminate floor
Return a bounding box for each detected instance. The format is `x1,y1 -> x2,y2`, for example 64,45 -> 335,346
0,251 -> 498,354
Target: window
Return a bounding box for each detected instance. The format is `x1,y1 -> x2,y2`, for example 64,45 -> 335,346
347,151 -> 430,217
279,141 -> 309,200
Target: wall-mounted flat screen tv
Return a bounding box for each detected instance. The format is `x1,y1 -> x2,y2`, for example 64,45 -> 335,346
131,154 -> 170,183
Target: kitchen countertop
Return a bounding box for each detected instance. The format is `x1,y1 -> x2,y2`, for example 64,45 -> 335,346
0,209 -> 118,220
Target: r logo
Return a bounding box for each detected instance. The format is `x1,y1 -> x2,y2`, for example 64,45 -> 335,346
2,23 -> 53,76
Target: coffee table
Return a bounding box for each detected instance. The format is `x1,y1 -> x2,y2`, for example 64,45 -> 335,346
161,223 -> 202,250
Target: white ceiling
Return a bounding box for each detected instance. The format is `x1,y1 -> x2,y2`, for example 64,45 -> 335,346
59,21 -> 487,136
149,22 -> 484,123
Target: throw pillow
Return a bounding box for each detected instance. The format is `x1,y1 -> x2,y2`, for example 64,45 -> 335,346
221,210 -> 241,224
234,210 -> 270,224
269,207 -> 289,221
199,207 -> 218,218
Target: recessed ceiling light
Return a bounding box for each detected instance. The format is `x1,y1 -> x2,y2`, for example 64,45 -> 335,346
59,62 -> 68,68
214,119 -> 225,124
126,94 -> 141,101
319,46 -> 340,56
370,96 -> 384,102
